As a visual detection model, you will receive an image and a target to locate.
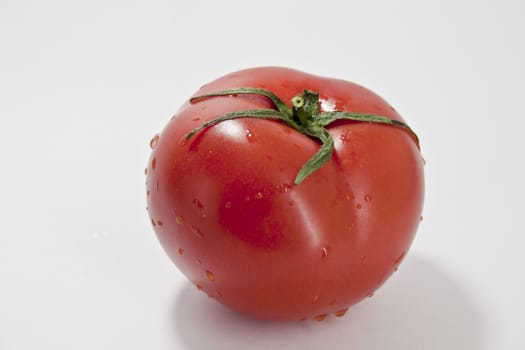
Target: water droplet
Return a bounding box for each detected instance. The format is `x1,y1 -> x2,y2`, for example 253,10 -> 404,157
176,216 -> 185,225
312,294 -> 320,303
364,194 -> 372,202
321,247 -> 328,260
245,129 -> 253,142
395,250 -> 407,264
348,223 -> 355,232
151,158 -> 157,170
177,248 -> 184,256
420,216 -> 424,222
157,220 -> 163,226
193,198 -> 204,209
356,204 -> 362,209
334,308 -> 349,317
339,133 -> 351,144
144,167 -> 148,175
422,157 -> 426,165
328,299 -> 336,306
147,190 -> 150,197
359,255 -> 366,262
314,314 -> 327,322
195,284 -> 204,291
191,225 -> 204,238
224,201 -> 232,209
276,183 -> 292,194
367,291 -> 375,298
149,134 -> 160,149
205,270 -> 215,281
254,192 -> 263,200
192,116 -> 201,121
151,218 -> 156,227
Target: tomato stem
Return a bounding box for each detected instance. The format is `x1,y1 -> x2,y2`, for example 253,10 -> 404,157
291,90 -> 320,127
187,87 -> 419,185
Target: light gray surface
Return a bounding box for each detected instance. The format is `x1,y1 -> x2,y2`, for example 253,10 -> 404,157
1,0 -> 524,349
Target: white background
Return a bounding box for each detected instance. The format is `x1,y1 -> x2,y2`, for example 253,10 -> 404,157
1,0 -> 524,349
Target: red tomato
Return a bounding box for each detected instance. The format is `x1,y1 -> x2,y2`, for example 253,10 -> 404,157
146,67 -> 424,321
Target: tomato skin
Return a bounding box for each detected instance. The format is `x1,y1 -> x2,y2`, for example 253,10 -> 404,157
146,67 -> 424,321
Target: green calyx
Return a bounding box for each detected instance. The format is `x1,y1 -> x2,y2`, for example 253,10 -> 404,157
187,87 -> 419,185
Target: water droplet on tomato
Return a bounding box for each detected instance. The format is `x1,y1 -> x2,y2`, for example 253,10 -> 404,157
147,190 -> 150,197
177,248 -> 184,256
149,134 -> 160,149
254,192 -> 263,200
193,198 -> 204,209
328,299 -> 336,306
276,183 -> 292,194
420,216 -> 424,222
192,116 -> 201,121
422,157 -> 426,165
157,220 -> 163,226
205,270 -> 215,281
144,167 -> 148,175
334,308 -> 349,317
151,218 -> 156,227
364,194 -> 372,202
191,225 -> 204,238
321,247 -> 328,260
245,129 -> 254,142
151,158 -> 157,170
195,284 -> 204,291
312,294 -> 320,303
367,291 -> 375,298
339,133 -> 351,144
314,314 -> 327,322
224,201 -> 232,209
356,204 -> 362,209
176,216 -> 185,225
395,250 -> 407,264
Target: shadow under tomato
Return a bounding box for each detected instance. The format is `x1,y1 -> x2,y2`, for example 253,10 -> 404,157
171,255 -> 487,350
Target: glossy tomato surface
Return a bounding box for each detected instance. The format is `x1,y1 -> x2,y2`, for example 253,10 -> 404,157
146,67 -> 424,321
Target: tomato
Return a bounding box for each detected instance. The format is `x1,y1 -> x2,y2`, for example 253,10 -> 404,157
146,67 -> 424,321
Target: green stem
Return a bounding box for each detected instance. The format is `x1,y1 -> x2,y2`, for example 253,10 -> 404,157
187,87 -> 419,185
